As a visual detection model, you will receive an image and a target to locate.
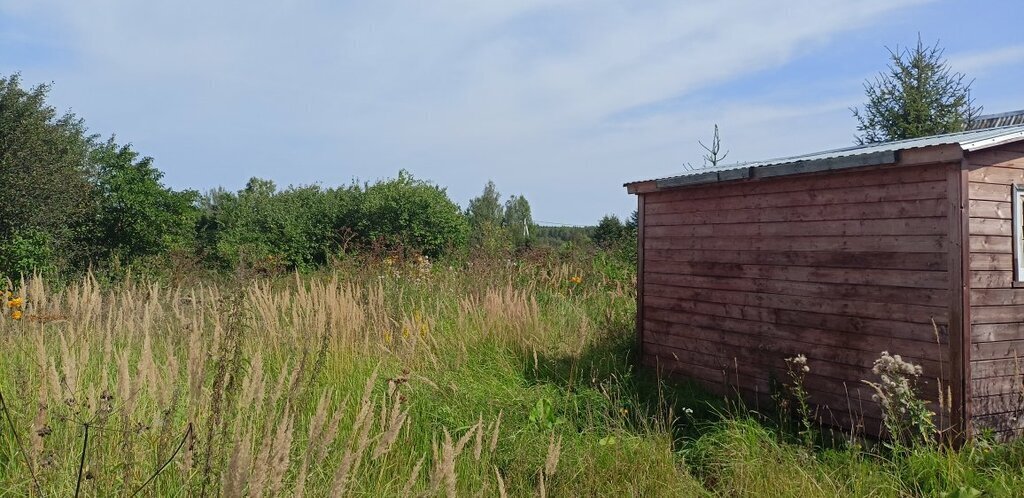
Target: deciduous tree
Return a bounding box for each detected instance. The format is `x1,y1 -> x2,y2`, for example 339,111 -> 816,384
466,180 -> 508,252
502,194 -> 535,249
89,138 -> 199,265
0,74 -> 95,275
467,181 -> 503,229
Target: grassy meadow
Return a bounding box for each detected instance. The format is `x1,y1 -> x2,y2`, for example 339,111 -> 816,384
2,254 -> 1024,497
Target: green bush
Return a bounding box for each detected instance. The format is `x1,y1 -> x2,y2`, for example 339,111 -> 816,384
196,172 -> 468,271
0,228 -> 56,278
198,179 -> 362,271
355,170 -> 469,257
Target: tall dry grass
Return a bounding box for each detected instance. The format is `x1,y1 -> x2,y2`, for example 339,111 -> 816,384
0,259 -> 694,496
5,257 -> 1024,497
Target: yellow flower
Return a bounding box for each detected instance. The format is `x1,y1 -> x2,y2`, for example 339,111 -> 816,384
11,310 -> 22,320
8,297 -> 23,308
569,275 -> 582,285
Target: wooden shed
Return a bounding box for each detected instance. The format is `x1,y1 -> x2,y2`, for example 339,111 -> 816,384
625,124 -> 1024,439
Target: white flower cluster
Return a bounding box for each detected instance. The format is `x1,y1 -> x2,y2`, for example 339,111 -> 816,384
786,354 -> 810,373
869,351 -> 923,413
871,351 -> 923,377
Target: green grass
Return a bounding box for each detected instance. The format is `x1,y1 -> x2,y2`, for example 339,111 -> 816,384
1,257 -> 1024,496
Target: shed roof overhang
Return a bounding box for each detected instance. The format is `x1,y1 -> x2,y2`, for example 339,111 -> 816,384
625,125 -> 1024,194
625,145 -> 958,194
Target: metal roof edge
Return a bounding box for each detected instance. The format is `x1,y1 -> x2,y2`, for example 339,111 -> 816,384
974,109 -> 1024,120
752,150 -> 897,180
624,124 -> 1024,193
645,149 -> 898,191
961,128 -> 1024,151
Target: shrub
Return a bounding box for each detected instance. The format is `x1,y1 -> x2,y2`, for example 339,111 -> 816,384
0,228 -> 56,278
198,180 -> 362,270
196,172 -> 469,271
355,170 -> 469,258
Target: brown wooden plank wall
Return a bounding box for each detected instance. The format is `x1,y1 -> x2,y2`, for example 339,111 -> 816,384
966,142 -> 1024,438
641,163 -> 955,435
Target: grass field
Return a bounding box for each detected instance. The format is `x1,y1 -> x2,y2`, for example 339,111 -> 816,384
2,255 -> 1024,496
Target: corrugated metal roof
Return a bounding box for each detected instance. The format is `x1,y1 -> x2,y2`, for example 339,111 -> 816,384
968,110 -> 1024,130
627,124 -> 1024,189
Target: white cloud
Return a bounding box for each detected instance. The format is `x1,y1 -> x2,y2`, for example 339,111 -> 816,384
1,0 -> 933,223
948,45 -> 1024,76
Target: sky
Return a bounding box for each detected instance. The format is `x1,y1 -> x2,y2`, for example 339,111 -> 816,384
2,0 -> 1023,225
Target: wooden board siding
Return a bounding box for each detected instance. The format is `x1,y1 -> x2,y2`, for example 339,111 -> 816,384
950,161 -> 970,442
966,144 -> 1024,438
640,163 -> 957,437
637,194 -> 646,358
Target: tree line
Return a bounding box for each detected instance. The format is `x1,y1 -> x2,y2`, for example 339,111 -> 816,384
0,74 -> 635,279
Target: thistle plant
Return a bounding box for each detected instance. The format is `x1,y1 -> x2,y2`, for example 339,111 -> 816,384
863,351 -> 935,447
778,354 -> 814,448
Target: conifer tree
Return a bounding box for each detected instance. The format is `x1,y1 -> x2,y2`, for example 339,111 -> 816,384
853,37 -> 981,144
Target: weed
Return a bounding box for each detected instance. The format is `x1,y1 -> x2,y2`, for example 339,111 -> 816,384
863,351 -> 936,448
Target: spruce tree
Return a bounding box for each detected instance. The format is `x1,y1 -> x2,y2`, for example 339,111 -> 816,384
852,37 -> 981,144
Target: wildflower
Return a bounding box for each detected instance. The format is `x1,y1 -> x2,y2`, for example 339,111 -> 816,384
8,297 -> 23,308
864,351 -> 934,444
11,310 -> 22,320
786,354 -> 810,373
569,275 -> 582,285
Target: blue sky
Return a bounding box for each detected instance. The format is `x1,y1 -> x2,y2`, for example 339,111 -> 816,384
2,0 -> 1023,225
